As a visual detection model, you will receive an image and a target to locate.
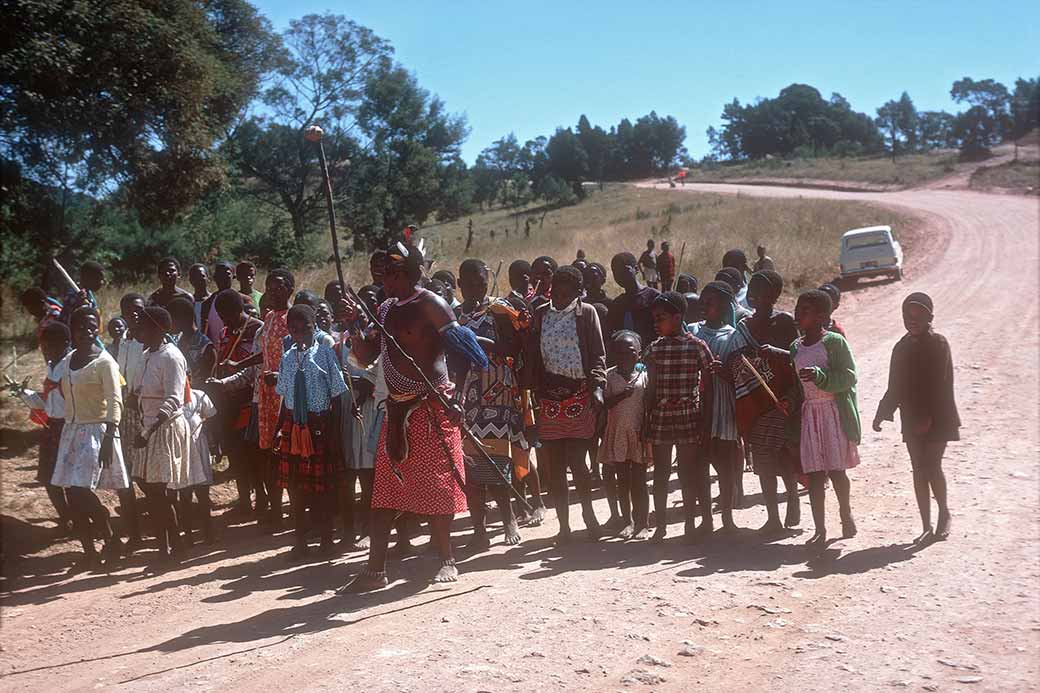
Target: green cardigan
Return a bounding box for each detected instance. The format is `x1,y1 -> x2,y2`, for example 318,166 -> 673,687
789,331 -> 861,445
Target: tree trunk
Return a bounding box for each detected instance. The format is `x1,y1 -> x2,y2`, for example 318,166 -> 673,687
465,220 -> 474,251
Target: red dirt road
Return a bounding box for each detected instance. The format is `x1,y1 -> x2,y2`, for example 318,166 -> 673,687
2,186 -> 1037,692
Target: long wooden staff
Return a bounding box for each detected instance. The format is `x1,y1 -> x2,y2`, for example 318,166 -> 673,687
306,127 -> 529,510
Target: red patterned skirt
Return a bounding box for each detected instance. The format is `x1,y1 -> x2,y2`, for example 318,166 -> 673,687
372,398 -> 467,516
537,390 -> 596,441
277,412 -> 337,494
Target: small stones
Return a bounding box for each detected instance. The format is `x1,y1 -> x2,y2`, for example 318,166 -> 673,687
957,676 -> 983,684
636,654 -> 672,668
621,670 -> 667,685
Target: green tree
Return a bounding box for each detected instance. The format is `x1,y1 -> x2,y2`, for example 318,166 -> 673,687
917,111 -> 957,150
226,13 -> 392,242
950,77 -> 1011,154
1,0 -> 276,286
1010,77 -> 1040,160
545,127 -> 589,197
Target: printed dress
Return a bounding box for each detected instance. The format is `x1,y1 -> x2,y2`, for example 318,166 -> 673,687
134,343 -> 192,486
794,339 -> 860,473
336,335 -> 379,471
537,300 -> 596,441
257,309 -> 289,451
171,389 -> 217,489
598,368 -> 648,465
52,351 -> 130,490
689,322 -> 744,442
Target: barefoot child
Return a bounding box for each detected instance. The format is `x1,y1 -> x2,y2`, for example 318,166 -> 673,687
598,330 -> 650,539
690,281 -> 745,532
873,292 -> 959,542
9,322 -> 73,534
173,388 -> 217,546
52,307 -> 130,569
789,290 -> 860,545
644,291 -> 715,542
275,304 -> 348,559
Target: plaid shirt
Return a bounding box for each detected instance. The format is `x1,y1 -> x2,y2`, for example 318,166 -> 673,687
644,333 -> 713,444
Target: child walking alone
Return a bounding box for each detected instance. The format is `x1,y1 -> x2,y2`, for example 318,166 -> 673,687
873,292 -> 959,543
597,330 -> 650,539
787,290 -> 860,546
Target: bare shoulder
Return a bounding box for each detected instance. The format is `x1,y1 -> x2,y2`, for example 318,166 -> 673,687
419,289 -> 455,326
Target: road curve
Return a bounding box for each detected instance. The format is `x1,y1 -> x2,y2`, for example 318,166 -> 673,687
1,183 -> 1037,692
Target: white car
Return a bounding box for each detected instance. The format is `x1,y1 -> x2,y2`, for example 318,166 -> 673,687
839,225 -> 903,282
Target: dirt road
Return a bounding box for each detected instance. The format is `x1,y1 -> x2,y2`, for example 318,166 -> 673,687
1,185 -> 1037,692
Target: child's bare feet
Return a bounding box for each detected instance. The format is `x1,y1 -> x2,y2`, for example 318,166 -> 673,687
352,535 -> 371,551
915,528 -> 934,545
553,531 -> 571,546
604,515 -> 625,533
432,559 -> 459,584
840,515 -> 857,538
757,518 -> 784,536
650,526 -> 668,543
343,568 -> 389,593
785,502 -> 801,528
526,506 -> 546,527
935,512 -> 951,540
504,519 -> 522,546
632,525 -> 652,540
806,530 -> 827,546
618,523 -> 636,539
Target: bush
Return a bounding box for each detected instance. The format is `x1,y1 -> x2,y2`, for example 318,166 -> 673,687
832,140 -> 864,158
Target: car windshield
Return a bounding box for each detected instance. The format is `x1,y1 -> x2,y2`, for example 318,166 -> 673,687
845,232 -> 890,249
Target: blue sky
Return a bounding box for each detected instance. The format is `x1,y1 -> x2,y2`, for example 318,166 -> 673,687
254,1 -> 1039,162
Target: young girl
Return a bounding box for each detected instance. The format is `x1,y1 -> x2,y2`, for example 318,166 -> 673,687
10,322 -> 73,534
788,289 -> 860,545
737,270 -> 801,533
874,292 -> 959,543
644,291 -> 715,542
171,387 -> 217,545
598,330 -> 650,539
530,266 -> 604,543
689,281 -> 745,532
133,306 -> 192,563
169,296 -> 215,383
52,307 -> 130,569
275,304 -> 348,559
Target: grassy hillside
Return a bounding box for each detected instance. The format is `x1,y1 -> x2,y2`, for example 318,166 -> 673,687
970,159 -> 1040,193
1,185 -> 918,341
682,151 -> 960,189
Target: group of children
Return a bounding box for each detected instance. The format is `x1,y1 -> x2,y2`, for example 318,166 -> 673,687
12,241 -> 959,577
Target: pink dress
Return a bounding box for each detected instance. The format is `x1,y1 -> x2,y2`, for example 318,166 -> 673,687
598,368 -> 647,465
794,339 -> 860,473
257,310 -> 289,451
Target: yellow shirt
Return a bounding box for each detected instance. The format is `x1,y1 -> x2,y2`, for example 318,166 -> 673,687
61,350 -> 124,425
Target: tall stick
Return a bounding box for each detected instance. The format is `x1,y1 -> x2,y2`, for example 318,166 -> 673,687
51,258 -> 80,294
305,126 -> 528,509
739,354 -> 786,415
676,241 -> 687,279
489,260 -> 503,298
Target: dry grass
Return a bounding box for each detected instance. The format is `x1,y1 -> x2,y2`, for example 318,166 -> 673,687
1,184 -> 918,343
420,184 -> 917,297
970,159 -> 1040,193
685,151 -> 960,189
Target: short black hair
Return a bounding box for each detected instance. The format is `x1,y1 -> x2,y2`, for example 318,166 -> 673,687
188,263 -> 207,274
818,282 -> 841,309
715,267 -> 744,293
268,268 -> 296,291
611,251 -> 637,269
458,259 -> 488,278
508,259 -> 531,283
532,255 -> 558,272
40,321 -> 71,343
214,288 -> 244,315
553,265 -> 583,289
611,329 -> 642,351
797,289 -> 833,317
432,269 -> 458,288
119,292 -> 146,314
702,280 -> 735,302
287,304 -> 315,326
20,287 -> 47,305
386,243 -> 424,282
158,256 -> 180,272
653,291 -> 687,316
214,260 -> 234,271
167,295 -> 195,323
70,306 -> 100,330
370,249 -> 389,263
750,270 -> 784,302
142,306 -> 173,332
675,273 -> 698,293
722,249 -> 749,270
81,260 -> 104,277
293,289 -> 321,308
236,261 -> 255,273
